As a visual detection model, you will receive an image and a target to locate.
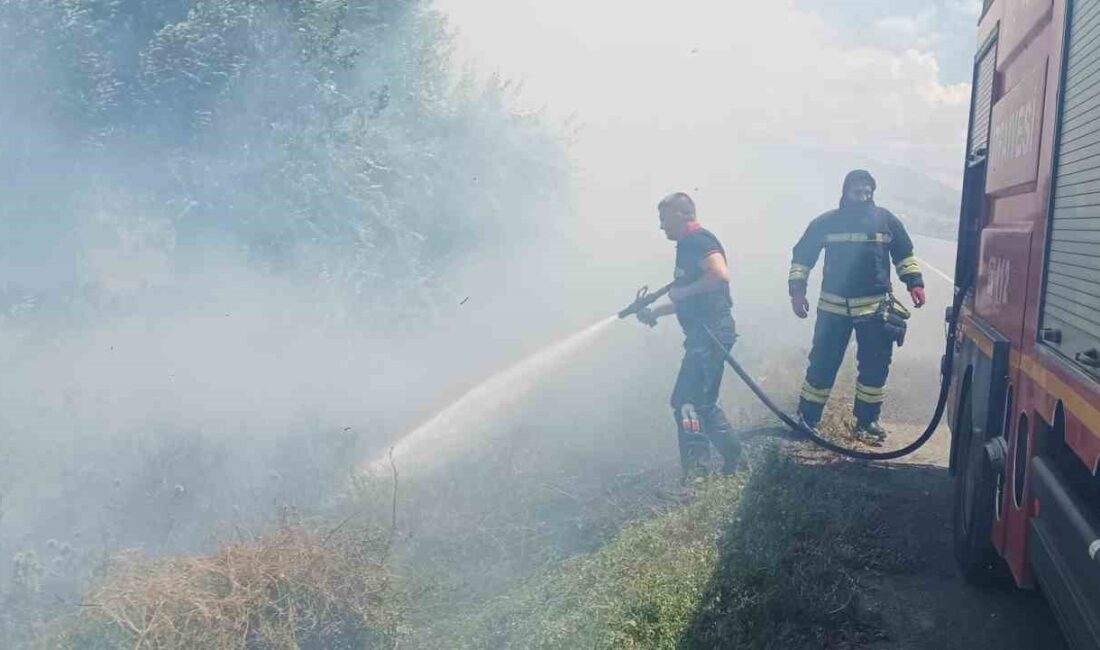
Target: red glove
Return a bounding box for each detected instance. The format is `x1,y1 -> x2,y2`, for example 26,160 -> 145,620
791,294 -> 810,319
910,286 -> 926,308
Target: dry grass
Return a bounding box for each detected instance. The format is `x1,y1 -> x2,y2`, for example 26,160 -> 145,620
51,523 -> 398,650
820,389 -> 859,439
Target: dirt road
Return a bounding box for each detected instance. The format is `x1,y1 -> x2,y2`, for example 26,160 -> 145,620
817,236 -> 1069,649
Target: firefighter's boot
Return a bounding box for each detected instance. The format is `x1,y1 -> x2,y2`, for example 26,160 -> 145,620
676,405 -> 710,479
854,420 -> 887,446
699,405 -> 741,474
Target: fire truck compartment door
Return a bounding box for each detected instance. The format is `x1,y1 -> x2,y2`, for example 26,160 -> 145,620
1043,0 -> 1100,378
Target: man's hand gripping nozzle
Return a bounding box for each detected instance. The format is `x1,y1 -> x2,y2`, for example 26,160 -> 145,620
617,283 -> 673,325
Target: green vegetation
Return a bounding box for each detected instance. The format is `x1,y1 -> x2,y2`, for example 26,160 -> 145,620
0,0 -> 570,318
409,471 -> 743,649
25,436 -> 927,649
0,3 -> 941,648
0,1 -> 571,646
412,446 -> 919,650
682,453 -> 916,649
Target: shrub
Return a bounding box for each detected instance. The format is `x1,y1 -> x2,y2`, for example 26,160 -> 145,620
49,524 -> 398,650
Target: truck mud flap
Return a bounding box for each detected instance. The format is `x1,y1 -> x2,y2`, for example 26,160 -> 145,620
1029,457 -> 1100,650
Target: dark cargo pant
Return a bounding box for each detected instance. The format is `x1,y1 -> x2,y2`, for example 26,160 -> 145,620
797,310 -> 893,426
671,323 -> 740,477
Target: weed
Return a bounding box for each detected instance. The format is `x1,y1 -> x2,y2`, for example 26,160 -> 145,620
45,523 -> 398,650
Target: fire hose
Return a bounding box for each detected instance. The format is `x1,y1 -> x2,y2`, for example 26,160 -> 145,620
618,278 -> 968,462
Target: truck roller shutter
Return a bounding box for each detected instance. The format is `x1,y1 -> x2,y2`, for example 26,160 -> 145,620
1043,0 -> 1100,375
971,37 -> 997,158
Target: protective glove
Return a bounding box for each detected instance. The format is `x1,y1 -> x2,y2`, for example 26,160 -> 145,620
636,307 -> 658,328
791,294 -> 810,319
910,286 -> 926,308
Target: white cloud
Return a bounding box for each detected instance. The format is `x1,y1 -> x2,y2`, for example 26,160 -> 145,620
947,0 -> 983,18
877,14 -> 924,36
874,12 -> 937,50
437,0 -> 970,187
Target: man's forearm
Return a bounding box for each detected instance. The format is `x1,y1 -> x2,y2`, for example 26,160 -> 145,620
652,302 -> 677,318
676,275 -> 727,300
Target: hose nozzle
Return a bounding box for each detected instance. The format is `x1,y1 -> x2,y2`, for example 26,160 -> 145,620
618,283 -> 672,319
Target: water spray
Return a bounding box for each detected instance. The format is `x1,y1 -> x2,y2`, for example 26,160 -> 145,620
370,273 -> 962,474
366,316 -> 618,474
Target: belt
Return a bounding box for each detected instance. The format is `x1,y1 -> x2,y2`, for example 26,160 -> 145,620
817,292 -> 888,317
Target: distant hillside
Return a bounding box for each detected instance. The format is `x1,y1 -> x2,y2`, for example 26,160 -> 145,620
719,143 -> 962,242
870,161 -> 961,242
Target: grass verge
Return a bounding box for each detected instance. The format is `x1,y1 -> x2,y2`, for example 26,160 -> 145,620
419,444 -> 920,649
37,440 -> 924,649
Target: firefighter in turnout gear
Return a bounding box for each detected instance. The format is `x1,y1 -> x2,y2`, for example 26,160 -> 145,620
789,170 -> 927,444
635,192 -> 741,478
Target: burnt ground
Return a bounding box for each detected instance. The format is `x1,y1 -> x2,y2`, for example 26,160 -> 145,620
830,456 -> 1064,650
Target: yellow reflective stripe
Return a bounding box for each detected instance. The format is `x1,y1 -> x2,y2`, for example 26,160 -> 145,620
851,295 -> 885,308
847,303 -> 880,317
895,256 -> 921,276
856,383 -> 887,404
824,232 -> 892,244
800,381 -> 832,404
818,292 -> 887,317
819,292 -> 887,307
789,263 -> 811,282
817,298 -> 881,317
817,301 -> 850,316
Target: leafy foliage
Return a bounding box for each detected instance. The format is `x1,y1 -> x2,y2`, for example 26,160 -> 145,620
0,0 -> 570,320
0,2 -> 570,646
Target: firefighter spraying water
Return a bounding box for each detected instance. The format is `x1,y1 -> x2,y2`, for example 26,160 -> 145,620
629,192 -> 741,478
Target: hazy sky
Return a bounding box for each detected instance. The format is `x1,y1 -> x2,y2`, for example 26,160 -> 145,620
435,0 -> 982,188
796,0 -> 981,83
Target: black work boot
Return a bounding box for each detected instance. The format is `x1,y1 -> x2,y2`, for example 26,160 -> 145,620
679,436 -> 710,481
676,406 -> 711,480
699,406 -> 741,475
854,420 -> 887,446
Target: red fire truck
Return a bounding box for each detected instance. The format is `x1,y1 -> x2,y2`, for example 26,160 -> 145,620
951,0 -> 1100,646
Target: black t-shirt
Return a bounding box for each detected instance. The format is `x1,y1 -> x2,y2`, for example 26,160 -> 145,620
674,228 -> 734,333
